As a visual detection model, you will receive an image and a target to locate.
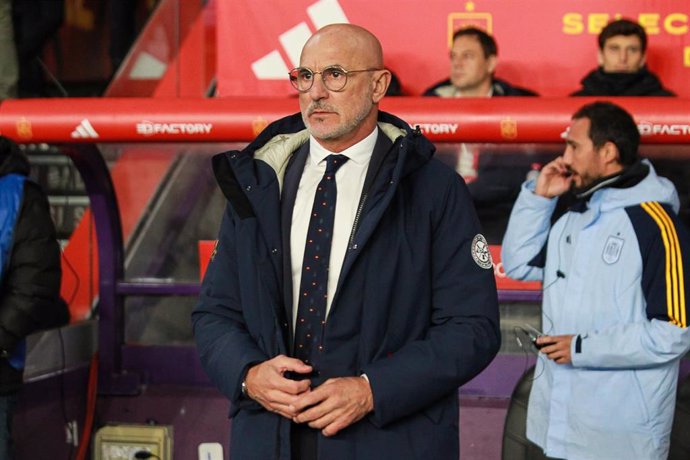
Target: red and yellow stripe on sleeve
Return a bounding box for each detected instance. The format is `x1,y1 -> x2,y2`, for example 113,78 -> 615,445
641,201 -> 686,328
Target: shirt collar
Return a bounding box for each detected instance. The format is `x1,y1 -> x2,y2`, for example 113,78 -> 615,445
308,127 -> 378,167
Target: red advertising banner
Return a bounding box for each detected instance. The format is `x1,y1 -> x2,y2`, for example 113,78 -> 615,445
3,97 -> 690,144
216,0 -> 690,97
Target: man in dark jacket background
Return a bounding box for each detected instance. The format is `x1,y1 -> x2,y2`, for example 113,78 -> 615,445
423,26 -> 539,243
193,23 -> 501,460
0,135 -> 67,458
571,18 -> 675,96
423,26 -> 537,98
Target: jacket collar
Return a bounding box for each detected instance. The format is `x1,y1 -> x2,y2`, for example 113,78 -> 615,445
240,111 -> 429,192
573,159 -> 648,202
555,160 -> 649,215
581,66 -> 669,96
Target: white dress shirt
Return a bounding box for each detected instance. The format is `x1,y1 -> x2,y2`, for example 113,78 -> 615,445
290,128 -> 377,330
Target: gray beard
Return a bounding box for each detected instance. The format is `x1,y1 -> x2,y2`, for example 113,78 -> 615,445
303,97 -> 374,141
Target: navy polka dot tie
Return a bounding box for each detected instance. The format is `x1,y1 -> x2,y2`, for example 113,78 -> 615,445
293,154 -> 349,368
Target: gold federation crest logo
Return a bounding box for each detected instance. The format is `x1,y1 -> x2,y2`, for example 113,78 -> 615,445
16,117 -> 33,140
252,117 -> 269,137
500,117 -> 518,140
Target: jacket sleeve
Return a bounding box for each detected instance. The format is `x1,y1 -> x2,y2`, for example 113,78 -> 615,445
501,180 -> 557,282
191,206 -> 268,406
572,202 -> 690,368
0,182 -> 65,353
362,171 -> 501,427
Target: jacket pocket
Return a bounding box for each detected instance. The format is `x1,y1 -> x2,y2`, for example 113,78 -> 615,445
571,369 -> 650,431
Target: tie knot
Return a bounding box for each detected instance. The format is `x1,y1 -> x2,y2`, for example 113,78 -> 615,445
325,154 -> 349,174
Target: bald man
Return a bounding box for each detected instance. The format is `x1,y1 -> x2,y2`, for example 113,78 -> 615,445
193,24 -> 500,460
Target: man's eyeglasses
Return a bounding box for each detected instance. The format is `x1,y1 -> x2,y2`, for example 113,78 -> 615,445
288,66 -> 383,92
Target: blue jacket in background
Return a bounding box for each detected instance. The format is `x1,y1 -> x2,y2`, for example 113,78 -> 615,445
0,173 -> 26,370
502,160 -> 690,459
0,137 -> 66,394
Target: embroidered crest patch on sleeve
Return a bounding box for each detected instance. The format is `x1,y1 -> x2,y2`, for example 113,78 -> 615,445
471,234 -> 493,269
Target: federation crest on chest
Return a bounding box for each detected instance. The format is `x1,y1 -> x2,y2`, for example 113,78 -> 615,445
602,235 -> 624,264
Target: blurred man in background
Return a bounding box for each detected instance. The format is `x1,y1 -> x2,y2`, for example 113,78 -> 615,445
572,18 -> 674,96
0,136 -> 69,457
423,27 -> 536,97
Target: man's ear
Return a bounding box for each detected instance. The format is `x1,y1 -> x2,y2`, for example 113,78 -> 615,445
601,141 -> 621,165
371,70 -> 391,103
487,55 -> 497,74
597,50 -> 604,67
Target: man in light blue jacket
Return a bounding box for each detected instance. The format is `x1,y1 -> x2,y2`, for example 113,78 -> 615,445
502,101 -> 690,459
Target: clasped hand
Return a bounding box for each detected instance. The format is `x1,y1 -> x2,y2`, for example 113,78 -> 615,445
244,355 -> 374,436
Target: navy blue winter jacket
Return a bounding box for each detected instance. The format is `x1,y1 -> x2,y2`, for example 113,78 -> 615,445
192,111 -> 501,459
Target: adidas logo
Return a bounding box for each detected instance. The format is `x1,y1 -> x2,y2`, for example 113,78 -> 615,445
71,119 -> 99,139
252,0 -> 349,80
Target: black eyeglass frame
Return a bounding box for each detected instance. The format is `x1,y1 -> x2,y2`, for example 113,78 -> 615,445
288,66 -> 383,92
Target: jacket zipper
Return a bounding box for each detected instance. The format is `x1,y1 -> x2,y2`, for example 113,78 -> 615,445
348,193 -> 367,248
347,136 -> 405,248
